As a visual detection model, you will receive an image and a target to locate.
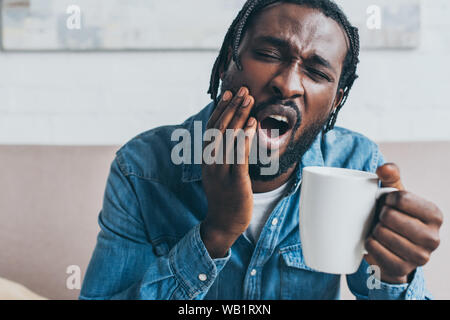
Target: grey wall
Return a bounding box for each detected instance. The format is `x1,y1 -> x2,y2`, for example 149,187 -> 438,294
0,0 -> 449,145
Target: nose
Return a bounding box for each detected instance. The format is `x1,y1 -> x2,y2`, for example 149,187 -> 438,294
269,62 -> 304,100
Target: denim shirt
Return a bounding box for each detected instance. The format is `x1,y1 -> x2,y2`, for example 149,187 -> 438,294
80,102 -> 431,300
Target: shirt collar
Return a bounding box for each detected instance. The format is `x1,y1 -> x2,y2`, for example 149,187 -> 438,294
181,102 -> 325,184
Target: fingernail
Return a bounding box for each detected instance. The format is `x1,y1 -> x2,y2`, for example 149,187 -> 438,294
223,91 -> 232,101
247,117 -> 256,126
242,96 -> 252,107
238,87 -> 247,97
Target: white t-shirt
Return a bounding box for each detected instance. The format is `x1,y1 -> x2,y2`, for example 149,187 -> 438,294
245,179 -> 293,244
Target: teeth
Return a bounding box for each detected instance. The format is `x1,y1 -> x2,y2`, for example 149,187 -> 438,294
268,115 -> 289,123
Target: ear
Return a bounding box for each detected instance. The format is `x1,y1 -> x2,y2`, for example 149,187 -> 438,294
219,46 -> 233,81
332,88 -> 345,112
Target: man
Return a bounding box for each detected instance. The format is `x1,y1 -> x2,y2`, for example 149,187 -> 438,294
80,0 -> 443,300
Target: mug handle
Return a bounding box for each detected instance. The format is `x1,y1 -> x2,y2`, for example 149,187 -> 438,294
362,187 -> 398,255
376,187 -> 399,200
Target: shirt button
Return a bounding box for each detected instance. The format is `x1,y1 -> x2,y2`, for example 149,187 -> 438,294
272,218 -> 278,226
198,273 -> 207,282
250,269 -> 257,276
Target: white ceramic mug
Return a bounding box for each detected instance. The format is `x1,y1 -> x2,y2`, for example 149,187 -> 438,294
299,166 -> 397,274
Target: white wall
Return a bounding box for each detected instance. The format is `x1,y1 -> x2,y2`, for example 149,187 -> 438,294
0,0 -> 449,145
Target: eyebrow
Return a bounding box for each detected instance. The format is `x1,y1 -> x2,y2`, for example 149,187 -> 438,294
307,54 -> 335,74
253,35 -> 336,74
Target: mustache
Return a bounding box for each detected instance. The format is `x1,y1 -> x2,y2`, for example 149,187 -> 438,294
250,97 -> 302,130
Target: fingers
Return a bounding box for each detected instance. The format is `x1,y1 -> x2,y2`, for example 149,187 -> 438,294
227,94 -> 254,131
206,90 -> 232,130
204,86 -> 256,170
376,163 -> 405,190
383,191 -> 444,227
365,237 -> 415,280
225,94 -> 255,161
234,117 -> 257,178
371,224 -> 431,266
215,87 -> 250,133
378,205 -> 440,251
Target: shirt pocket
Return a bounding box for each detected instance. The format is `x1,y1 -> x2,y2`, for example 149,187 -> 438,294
279,243 -> 340,300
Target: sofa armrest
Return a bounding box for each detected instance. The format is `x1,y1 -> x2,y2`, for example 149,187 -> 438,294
0,278 -> 47,300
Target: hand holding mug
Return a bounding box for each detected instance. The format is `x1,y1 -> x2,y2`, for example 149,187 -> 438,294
364,163 -> 443,284
299,164 -> 443,278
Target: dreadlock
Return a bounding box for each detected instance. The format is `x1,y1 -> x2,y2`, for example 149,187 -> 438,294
207,0 -> 360,133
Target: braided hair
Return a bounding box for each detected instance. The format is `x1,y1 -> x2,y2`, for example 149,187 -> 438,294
207,0 -> 360,133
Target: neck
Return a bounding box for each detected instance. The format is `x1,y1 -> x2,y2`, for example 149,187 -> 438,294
251,164 -> 298,193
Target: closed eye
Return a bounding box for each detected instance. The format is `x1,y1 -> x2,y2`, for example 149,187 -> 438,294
306,68 -> 331,82
254,50 -> 281,61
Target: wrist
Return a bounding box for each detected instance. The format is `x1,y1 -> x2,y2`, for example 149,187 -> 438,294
200,220 -> 241,259
380,273 -> 408,285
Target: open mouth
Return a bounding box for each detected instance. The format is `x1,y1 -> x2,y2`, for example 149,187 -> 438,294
260,115 -> 290,137
255,104 -> 298,150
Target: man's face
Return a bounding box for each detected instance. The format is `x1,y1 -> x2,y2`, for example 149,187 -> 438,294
220,3 -> 349,180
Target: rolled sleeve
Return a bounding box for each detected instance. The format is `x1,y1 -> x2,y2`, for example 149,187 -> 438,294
368,267 -> 432,300
169,223 -> 231,299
